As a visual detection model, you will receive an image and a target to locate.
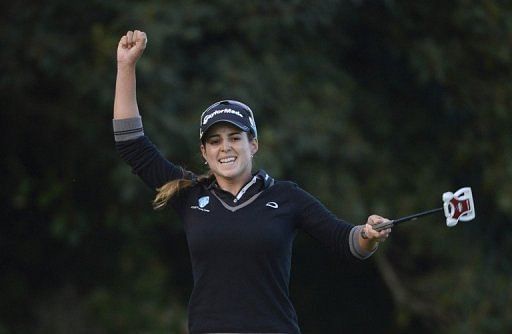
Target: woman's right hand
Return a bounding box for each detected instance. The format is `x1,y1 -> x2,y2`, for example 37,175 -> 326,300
117,30 -> 147,66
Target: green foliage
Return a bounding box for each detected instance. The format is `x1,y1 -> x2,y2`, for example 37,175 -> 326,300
3,0 -> 512,333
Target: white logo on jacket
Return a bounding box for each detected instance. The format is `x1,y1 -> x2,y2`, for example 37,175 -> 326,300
191,196 -> 210,212
266,202 -> 279,209
198,196 -> 209,208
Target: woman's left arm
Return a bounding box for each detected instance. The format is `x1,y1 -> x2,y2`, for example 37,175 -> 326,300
293,183 -> 389,260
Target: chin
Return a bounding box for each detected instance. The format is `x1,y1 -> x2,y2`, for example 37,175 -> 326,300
216,166 -> 250,180
217,170 -> 241,180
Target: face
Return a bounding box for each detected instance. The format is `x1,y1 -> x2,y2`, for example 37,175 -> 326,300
201,123 -> 258,184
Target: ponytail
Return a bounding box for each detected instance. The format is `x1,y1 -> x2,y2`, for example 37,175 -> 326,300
153,171 -> 213,209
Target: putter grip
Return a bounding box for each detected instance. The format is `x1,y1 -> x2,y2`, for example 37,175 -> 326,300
360,220 -> 394,239
373,220 -> 394,231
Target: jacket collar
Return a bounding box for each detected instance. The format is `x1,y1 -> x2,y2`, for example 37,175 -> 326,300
208,170 -> 274,205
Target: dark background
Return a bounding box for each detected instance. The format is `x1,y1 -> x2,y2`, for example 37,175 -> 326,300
2,1 -> 511,333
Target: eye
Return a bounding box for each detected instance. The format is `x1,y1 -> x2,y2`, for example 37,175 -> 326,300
231,135 -> 242,142
207,138 -> 220,145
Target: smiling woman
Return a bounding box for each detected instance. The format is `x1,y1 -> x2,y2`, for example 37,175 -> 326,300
113,30 -> 392,334
200,107 -> 258,196
201,124 -> 256,191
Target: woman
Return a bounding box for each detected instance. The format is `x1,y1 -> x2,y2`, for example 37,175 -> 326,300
113,30 -> 391,334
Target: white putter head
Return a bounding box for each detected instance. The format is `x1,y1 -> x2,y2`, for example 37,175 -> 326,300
442,187 -> 476,227
368,186 -> 476,236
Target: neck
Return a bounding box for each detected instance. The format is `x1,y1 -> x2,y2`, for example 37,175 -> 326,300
215,172 -> 253,196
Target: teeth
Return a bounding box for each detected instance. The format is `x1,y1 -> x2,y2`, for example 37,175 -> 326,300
219,157 -> 236,163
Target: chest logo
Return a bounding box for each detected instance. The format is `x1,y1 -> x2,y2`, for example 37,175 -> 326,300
198,196 -> 210,208
191,196 -> 211,212
266,201 -> 279,209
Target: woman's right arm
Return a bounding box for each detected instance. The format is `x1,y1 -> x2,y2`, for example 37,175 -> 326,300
113,31 -> 191,190
113,30 -> 146,120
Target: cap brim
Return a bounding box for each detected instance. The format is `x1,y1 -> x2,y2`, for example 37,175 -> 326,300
201,120 -> 250,139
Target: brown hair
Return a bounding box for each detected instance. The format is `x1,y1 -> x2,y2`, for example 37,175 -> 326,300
153,171 -> 214,209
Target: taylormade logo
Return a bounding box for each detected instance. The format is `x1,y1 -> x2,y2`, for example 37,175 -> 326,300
203,108 -> 243,125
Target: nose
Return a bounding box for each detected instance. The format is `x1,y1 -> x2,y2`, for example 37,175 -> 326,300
221,139 -> 232,152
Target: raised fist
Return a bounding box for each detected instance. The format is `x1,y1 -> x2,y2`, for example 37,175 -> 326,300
117,30 -> 147,66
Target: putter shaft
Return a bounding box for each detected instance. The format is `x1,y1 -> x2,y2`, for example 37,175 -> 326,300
373,207 -> 443,232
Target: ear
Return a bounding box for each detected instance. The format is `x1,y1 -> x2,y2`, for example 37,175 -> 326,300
250,138 -> 259,155
200,143 -> 207,161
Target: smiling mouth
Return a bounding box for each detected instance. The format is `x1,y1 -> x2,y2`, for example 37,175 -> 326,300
219,157 -> 237,164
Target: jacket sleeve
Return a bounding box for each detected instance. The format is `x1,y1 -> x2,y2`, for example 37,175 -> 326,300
293,184 -> 375,260
113,117 -> 192,190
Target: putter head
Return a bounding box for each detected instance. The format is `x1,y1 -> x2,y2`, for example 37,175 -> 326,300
442,187 -> 475,227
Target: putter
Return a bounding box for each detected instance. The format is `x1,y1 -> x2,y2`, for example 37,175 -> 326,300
363,187 -> 476,237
